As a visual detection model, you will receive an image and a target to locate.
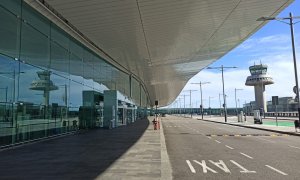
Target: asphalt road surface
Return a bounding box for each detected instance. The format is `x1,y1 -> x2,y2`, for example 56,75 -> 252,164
162,115 -> 300,180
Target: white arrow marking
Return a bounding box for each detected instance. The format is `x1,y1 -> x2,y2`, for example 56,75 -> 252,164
265,165 -> 288,175
193,160 -> 217,173
186,160 -> 196,173
209,160 -> 231,173
230,160 -> 256,173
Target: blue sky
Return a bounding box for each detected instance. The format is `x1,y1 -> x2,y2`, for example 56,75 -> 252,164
172,0 -> 300,109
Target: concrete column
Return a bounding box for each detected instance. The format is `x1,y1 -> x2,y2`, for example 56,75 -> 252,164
254,85 -> 267,111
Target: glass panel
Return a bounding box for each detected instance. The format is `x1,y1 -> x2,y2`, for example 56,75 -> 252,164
69,80 -> 83,108
50,41 -> 69,79
0,0 -> 21,16
0,54 -> 18,146
69,80 -> 82,131
0,6 -> 20,58
70,40 -> 83,60
51,24 -> 69,50
22,3 -> 50,36
0,54 -> 16,120
18,62 -> 44,105
132,78 -> 140,105
20,22 -> 50,69
69,54 -> 83,84
83,49 -> 94,89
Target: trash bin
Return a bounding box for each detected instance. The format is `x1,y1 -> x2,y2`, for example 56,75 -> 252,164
239,111 -> 244,122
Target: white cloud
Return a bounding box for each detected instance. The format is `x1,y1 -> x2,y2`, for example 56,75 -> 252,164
236,34 -> 291,54
171,43 -> 300,109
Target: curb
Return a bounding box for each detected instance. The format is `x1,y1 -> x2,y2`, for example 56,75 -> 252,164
198,119 -> 300,137
160,119 -> 173,180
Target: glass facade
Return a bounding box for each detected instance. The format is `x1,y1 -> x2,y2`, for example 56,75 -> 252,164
0,0 -> 149,147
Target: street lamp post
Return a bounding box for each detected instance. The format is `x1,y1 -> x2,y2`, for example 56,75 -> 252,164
180,94 -> 188,117
178,98 -> 182,115
209,96 -> 214,115
257,12 -> 300,123
188,90 -> 197,118
219,93 -> 223,116
191,82 -> 210,119
235,88 -> 243,115
207,65 -> 237,122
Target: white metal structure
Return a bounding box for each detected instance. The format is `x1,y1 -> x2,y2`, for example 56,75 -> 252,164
25,0 -> 293,106
245,64 -> 274,111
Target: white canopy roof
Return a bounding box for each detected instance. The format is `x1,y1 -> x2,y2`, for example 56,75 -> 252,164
25,0 -> 293,106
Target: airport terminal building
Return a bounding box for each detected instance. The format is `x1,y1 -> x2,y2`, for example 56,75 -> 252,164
0,1 -> 150,146
0,0 -> 294,147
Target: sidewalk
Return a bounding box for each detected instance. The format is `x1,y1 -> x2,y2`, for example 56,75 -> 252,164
0,117 -> 172,180
97,117 -> 172,180
195,115 -> 300,136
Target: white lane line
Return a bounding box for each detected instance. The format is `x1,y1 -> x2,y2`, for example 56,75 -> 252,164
225,145 -> 234,150
186,160 -> 196,173
255,137 -> 275,143
215,140 -> 221,144
265,165 -> 288,175
289,145 -> 300,150
207,136 -> 212,139
240,152 -> 253,159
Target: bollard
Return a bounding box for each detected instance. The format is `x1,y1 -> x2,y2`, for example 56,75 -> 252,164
294,120 -> 299,132
152,119 -> 157,130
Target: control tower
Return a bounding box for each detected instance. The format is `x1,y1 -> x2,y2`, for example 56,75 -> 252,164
245,64 -> 274,111
30,70 -> 58,107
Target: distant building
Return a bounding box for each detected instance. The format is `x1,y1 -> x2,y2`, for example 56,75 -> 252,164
244,97 -> 298,113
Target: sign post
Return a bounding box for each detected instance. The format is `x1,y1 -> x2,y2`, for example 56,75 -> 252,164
272,96 -> 279,126
155,100 -> 158,118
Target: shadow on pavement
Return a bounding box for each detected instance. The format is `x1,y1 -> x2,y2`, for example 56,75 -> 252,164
0,118 -> 149,180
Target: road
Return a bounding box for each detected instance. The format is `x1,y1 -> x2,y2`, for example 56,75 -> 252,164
162,115 -> 300,180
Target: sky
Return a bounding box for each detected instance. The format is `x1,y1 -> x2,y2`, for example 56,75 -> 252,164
169,0 -> 300,109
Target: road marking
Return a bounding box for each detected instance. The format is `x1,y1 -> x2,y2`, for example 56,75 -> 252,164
265,165 -> 287,175
240,152 -> 253,159
289,145 -> 300,150
207,136 -> 212,139
230,160 -> 256,173
206,134 -> 284,137
215,140 -> 221,143
209,160 -> 231,173
225,145 -> 234,150
193,160 -> 217,173
255,137 -> 275,143
186,160 -> 196,173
